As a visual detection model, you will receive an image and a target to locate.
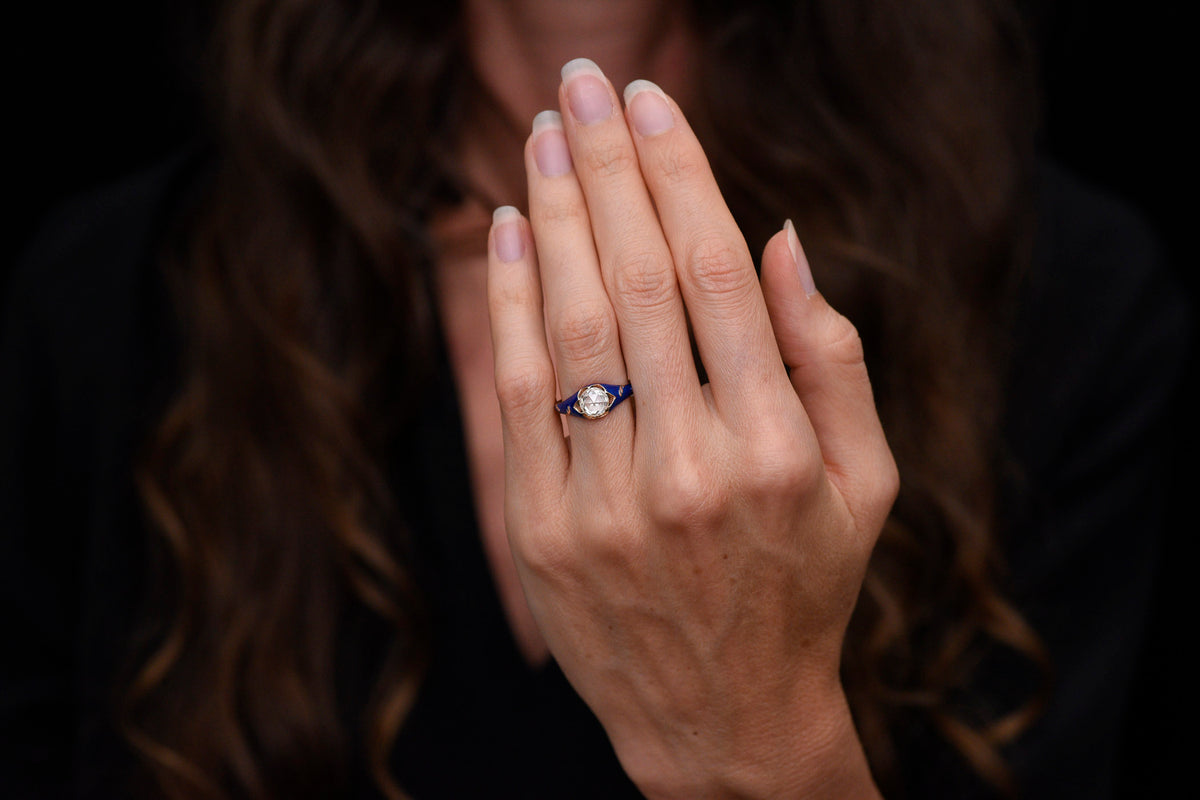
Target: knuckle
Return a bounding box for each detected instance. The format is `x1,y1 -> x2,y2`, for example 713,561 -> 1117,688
536,196 -> 588,228
747,442 -> 823,500
494,361 -> 556,417
569,501 -> 641,563
489,270 -> 539,314
648,457 -> 724,529
581,139 -> 638,178
840,450 -> 900,542
610,250 -> 675,312
581,522 -> 645,568
685,237 -> 753,298
820,313 -> 867,368
489,280 -> 530,315
516,529 -> 576,578
655,140 -> 704,184
874,451 -> 901,515
553,303 -> 619,363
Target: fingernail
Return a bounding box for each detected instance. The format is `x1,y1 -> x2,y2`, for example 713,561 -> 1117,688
532,110 -> 572,177
785,219 -> 817,297
561,58 -> 613,125
624,80 -> 675,137
493,206 -> 525,263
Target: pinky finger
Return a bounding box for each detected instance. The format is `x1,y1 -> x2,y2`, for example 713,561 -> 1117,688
487,206 -> 569,497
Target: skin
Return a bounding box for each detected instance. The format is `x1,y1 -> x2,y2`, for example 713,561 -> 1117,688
437,1 -> 898,796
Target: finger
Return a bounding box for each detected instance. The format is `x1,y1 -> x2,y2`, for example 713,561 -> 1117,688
622,79 -> 788,419
525,110 -> 635,456
760,222 -> 898,530
487,206 -> 569,497
556,59 -> 702,431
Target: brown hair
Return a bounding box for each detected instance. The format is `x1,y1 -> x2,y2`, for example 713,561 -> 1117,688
125,1 -> 1044,797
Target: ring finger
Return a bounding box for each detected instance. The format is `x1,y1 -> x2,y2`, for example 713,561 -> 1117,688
526,110 -> 635,467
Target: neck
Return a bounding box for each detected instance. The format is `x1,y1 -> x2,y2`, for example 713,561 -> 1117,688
454,0 -> 698,214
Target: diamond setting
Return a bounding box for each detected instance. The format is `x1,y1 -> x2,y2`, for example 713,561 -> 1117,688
575,384 -> 615,419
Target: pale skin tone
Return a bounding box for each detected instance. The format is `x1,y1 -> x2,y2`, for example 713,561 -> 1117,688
434,1 -> 897,797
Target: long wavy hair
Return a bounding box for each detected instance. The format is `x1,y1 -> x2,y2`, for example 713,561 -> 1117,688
125,1 -> 1044,797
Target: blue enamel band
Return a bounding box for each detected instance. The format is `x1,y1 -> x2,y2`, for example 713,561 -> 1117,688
555,382 -> 634,419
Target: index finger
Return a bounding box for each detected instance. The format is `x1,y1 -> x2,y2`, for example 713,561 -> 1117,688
623,80 -> 789,419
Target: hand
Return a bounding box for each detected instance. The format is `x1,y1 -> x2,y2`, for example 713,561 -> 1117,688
486,59 -> 897,799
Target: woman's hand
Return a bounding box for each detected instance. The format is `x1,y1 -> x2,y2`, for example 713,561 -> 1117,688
486,58 -> 897,799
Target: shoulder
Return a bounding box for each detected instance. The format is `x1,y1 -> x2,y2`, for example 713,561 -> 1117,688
8,147 -> 206,346
0,146 -> 211,612
1007,160 -> 1191,479
3,147 -> 210,413
1025,159 -> 1187,357
1031,159 -> 1164,278
1,146 -> 210,510
996,161 -> 1192,796
1026,159 -> 1188,349
0,150 -> 210,791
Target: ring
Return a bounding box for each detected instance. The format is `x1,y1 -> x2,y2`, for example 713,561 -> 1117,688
556,382 -> 634,420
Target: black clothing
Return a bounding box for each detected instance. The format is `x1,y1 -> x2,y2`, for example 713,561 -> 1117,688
0,153 -> 1189,799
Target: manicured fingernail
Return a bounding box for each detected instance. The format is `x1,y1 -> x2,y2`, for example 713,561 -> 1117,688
493,206 -> 525,263
532,110 -> 572,177
561,58 -> 613,125
785,219 -> 817,297
624,80 -> 675,137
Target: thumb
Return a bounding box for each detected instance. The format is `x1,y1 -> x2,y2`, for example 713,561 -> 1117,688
760,221 -> 897,520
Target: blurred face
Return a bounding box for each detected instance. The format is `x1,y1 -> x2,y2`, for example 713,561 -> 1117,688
462,0 -> 697,123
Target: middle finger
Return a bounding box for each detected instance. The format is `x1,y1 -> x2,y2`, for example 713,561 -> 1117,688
623,79 -> 790,424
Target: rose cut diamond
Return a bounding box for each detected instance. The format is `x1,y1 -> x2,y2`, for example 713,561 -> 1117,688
576,384 -> 614,418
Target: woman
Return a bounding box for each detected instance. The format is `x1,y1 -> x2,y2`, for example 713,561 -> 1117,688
1,0 -> 1188,798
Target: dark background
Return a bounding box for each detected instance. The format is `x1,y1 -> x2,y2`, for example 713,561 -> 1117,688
5,1 -> 1195,794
